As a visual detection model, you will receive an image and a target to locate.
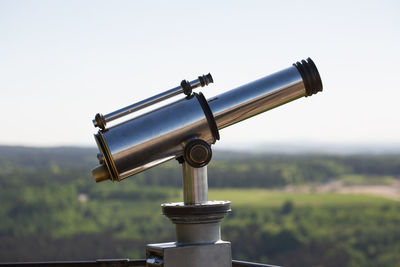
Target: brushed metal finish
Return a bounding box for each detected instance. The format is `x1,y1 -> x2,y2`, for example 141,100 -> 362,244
208,66 -> 306,130
182,163 -> 208,205
96,96 -> 214,181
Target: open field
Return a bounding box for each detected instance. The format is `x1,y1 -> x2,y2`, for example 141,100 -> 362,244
209,188 -> 397,207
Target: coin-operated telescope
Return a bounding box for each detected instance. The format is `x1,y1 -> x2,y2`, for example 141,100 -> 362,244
91,58 -> 323,267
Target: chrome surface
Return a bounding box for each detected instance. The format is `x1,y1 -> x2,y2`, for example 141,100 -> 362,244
95,96 -> 214,181
91,60 -> 322,182
93,75 -> 213,128
189,78 -> 202,90
189,73 -> 213,90
182,163 -> 208,204
208,66 -> 306,130
175,222 -> 220,244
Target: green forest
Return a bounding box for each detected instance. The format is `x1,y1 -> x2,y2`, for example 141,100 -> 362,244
1,146 -> 400,267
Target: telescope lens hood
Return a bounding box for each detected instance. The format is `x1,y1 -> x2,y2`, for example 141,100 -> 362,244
293,58 -> 323,96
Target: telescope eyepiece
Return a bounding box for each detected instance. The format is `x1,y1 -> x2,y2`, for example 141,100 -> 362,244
293,57 -> 323,96
199,73 -> 213,86
181,73 -> 214,96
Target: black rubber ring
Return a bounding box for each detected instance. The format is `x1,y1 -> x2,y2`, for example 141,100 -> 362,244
162,203 -> 231,216
293,57 -> 323,96
181,80 -> 192,96
301,59 -> 315,95
194,92 -> 220,142
306,58 -> 323,94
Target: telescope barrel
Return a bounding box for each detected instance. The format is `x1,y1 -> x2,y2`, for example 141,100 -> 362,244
209,58 -> 322,130
93,93 -> 217,182
91,58 -> 322,182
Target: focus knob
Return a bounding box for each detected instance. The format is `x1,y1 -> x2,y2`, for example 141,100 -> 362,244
184,139 -> 212,168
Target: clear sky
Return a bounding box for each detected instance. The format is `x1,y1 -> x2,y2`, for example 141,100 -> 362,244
1,0 -> 399,148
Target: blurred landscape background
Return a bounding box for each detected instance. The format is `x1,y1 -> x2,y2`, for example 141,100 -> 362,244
1,145 -> 400,267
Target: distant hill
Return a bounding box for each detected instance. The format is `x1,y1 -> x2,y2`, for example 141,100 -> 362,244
1,145 -> 400,188
0,145 -> 97,169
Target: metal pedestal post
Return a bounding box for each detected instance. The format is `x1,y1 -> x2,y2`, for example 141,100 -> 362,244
146,163 -> 232,267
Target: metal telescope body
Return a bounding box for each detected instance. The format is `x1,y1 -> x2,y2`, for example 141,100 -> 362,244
92,58 -> 322,183
91,58 -> 323,267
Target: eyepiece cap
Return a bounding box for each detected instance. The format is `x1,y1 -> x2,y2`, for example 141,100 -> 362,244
293,58 -> 323,96
198,73 -> 213,86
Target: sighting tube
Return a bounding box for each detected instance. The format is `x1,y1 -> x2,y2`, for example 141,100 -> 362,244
208,58 -> 322,130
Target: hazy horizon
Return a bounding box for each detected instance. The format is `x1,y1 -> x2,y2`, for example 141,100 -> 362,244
2,141 -> 400,155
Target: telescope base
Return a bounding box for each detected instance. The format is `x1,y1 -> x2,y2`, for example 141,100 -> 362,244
146,241 -> 231,267
145,201 -> 231,266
